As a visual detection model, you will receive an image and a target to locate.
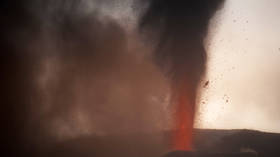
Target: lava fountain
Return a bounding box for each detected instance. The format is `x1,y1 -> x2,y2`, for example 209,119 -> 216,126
172,80 -> 196,151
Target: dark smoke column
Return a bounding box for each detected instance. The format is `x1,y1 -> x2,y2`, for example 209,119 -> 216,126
139,0 -> 224,150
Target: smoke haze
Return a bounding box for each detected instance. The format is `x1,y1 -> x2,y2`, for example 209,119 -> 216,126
0,0 -> 224,156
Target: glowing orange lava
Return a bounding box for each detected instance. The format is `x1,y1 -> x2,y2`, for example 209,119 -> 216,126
172,86 -> 195,151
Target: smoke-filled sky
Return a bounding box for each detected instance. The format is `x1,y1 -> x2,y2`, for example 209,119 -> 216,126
196,0 -> 280,133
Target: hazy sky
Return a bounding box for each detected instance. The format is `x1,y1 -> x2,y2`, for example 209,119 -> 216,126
196,0 -> 280,133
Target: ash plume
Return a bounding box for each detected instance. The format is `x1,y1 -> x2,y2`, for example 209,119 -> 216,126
1,0 -> 224,156
138,0 -> 225,150
139,0 -> 225,94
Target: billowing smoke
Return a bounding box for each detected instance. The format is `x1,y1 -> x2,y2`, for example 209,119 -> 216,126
1,0 -> 171,156
1,0 -> 224,156
138,0 -> 225,150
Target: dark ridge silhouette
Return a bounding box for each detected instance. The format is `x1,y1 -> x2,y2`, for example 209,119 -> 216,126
163,150 -> 256,157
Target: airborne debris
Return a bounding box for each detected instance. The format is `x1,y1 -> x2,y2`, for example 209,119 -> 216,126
203,81 -> 209,88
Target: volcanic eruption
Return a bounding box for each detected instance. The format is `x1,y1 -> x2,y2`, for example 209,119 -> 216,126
1,0 -> 265,157
140,0 -> 225,151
